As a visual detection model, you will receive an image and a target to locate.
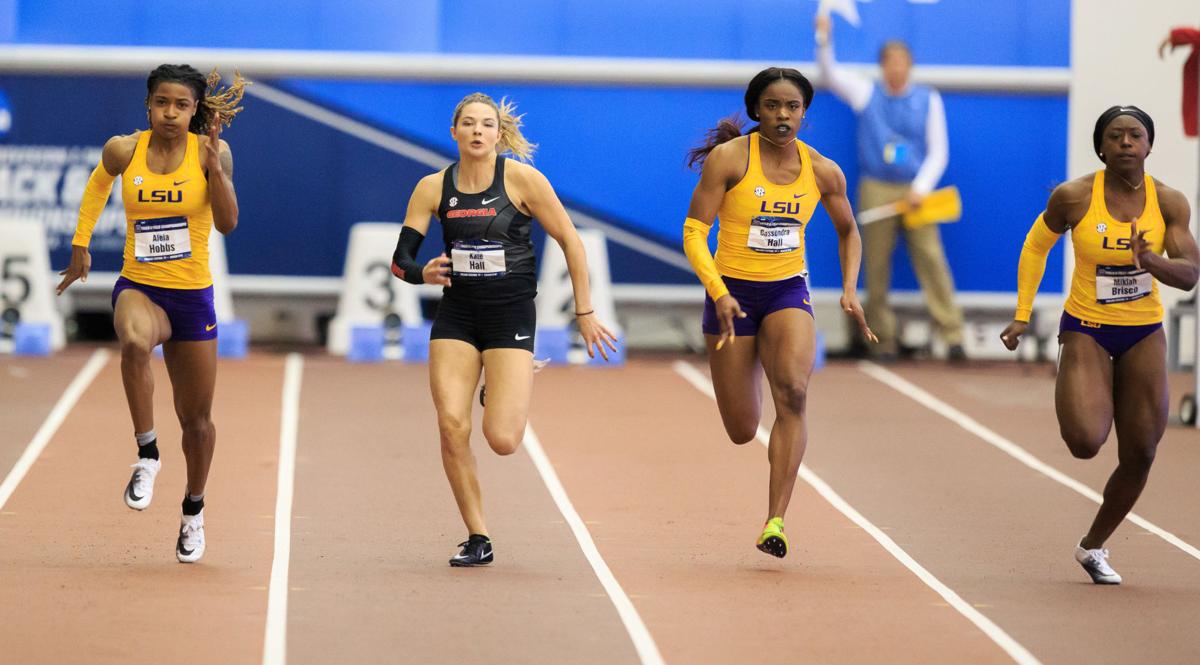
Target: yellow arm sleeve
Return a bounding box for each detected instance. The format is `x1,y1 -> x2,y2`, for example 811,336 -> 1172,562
683,216 -> 729,301
71,162 -> 117,248
1014,212 -> 1062,323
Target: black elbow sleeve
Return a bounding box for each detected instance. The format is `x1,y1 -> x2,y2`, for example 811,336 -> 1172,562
391,226 -> 426,285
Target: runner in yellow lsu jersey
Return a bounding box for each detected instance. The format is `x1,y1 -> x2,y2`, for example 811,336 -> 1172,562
57,64 -> 245,563
683,67 -> 876,558
1001,106 -> 1198,585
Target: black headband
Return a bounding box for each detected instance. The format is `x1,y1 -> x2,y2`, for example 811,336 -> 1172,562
1093,105 -> 1155,160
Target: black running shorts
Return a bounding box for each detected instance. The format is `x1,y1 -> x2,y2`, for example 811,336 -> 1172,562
430,295 -> 536,352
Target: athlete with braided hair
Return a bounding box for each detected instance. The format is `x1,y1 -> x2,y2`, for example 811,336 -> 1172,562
391,92 -> 618,566
57,64 -> 247,563
1001,106 -> 1198,584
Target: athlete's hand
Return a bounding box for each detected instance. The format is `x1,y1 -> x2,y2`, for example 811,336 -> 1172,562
999,320 -> 1028,351
422,253 -> 452,286
577,313 -> 619,362
203,112 -> 222,173
713,294 -> 746,351
1130,218 -> 1150,270
841,291 -> 878,344
56,245 -> 91,295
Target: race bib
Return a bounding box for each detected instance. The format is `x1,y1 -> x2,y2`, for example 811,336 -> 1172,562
134,217 -> 191,263
1095,265 -> 1152,304
451,239 -> 506,278
748,216 -> 801,253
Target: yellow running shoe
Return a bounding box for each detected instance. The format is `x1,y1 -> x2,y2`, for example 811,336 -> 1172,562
756,517 -> 788,558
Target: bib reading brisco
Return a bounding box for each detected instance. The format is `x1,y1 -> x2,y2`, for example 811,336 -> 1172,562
1095,265 -> 1152,304
134,217 -> 192,263
451,239 -> 507,278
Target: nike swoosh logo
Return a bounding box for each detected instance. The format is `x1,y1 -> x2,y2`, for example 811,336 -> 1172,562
177,533 -> 193,556
514,334 -> 531,341
793,193 -> 808,198
481,196 -> 500,205
173,179 -> 190,186
205,323 -> 217,331
803,299 -> 811,306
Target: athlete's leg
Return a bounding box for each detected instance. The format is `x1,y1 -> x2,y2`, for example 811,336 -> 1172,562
1081,329 -> 1168,549
706,333 -> 761,444
430,339 -> 487,535
114,289 -> 172,434
1055,332 -> 1115,459
162,339 -> 218,496
757,309 -> 817,520
480,348 -> 534,456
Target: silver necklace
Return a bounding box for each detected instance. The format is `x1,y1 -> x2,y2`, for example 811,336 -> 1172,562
758,132 -> 796,148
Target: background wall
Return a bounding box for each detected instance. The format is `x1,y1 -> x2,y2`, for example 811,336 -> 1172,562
0,0 -> 1074,297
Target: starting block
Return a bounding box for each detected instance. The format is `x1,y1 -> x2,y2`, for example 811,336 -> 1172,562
13,322 -> 52,356
402,322 -> 433,362
217,319 -> 249,359
347,326 -> 385,363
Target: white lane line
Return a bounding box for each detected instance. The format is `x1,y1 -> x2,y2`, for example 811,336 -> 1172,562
858,361 -> 1200,562
672,360 -> 1041,665
523,424 -> 665,665
262,353 -> 304,665
0,349 -> 110,511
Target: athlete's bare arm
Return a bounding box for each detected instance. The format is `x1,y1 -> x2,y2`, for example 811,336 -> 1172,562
101,133 -> 139,176
686,137 -> 747,222
508,161 -> 618,360
1137,182 -> 1199,289
1043,176 -> 1093,233
810,148 -> 876,343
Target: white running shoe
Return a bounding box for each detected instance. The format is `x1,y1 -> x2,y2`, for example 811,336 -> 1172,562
176,510 -> 206,563
123,458 -> 161,511
1075,540 -> 1122,585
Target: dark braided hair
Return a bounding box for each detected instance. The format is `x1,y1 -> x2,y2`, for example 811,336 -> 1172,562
687,67 -> 814,170
146,64 -> 247,134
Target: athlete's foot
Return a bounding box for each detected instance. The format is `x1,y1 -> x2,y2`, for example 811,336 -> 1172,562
450,534 -> 493,567
176,510 -> 206,563
479,384 -> 486,407
1075,539 -> 1121,584
756,517 -> 788,558
124,458 -> 161,511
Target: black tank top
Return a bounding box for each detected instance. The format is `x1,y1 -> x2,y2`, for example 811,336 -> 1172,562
437,157 -> 536,302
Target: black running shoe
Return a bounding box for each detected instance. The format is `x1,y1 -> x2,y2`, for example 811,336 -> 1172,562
450,535 -> 493,567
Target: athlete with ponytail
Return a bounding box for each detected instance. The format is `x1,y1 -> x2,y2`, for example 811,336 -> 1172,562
57,64 -> 246,563
683,67 -> 875,559
1001,106 -> 1198,584
391,93 -> 618,566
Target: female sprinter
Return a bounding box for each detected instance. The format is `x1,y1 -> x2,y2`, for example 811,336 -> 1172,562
57,64 -> 245,563
1001,106 -> 1198,584
390,93 -> 618,566
683,67 -> 876,558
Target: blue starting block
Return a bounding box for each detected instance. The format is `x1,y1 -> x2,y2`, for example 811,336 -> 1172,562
217,319 -> 249,359
401,322 -> 432,362
535,327 -> 571,364
813,331 -> 826,372
13,322 -> 52,356
347,325 -> 385,363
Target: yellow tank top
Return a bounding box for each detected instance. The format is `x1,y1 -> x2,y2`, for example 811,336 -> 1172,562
1065,170 -> 1165,326
715,134 -> 821,281
120,130 -> 214,289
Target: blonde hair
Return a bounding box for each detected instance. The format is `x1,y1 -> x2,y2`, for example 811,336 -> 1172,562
451,92 -> 536,162
203,68 -> 249,131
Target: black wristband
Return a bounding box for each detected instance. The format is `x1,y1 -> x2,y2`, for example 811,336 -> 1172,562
391,226 -> 426,285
